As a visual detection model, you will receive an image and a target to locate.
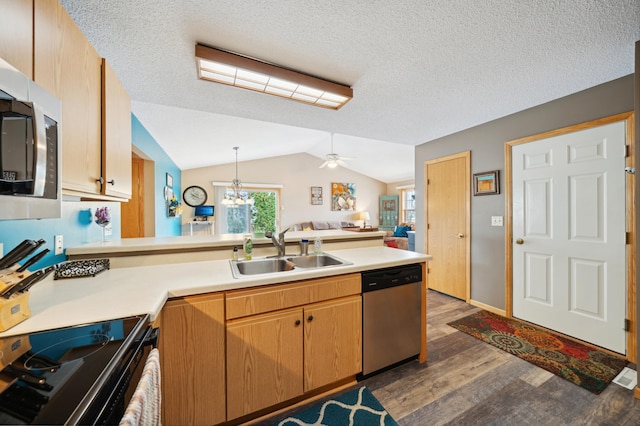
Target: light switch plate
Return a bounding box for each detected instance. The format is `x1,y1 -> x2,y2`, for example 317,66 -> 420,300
491,216 -> 503,227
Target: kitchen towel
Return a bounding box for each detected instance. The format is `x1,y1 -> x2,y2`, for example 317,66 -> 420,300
120,348 -> 161,426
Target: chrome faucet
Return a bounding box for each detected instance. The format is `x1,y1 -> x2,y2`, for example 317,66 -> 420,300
265,227 -> 290,257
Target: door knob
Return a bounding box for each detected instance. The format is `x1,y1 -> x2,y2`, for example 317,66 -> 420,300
456,233 -> 464,239
516,238 -> 524,245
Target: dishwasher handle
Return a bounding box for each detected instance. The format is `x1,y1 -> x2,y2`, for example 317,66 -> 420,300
361,264 -> 422,292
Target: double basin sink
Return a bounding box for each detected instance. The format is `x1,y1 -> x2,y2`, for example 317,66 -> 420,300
230,253 -> 352,278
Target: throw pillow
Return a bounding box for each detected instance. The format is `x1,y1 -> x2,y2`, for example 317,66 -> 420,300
393,226 -> 409,237
385,239 -> 399,248
328,221 -> 342,229
312,221 -> 329,230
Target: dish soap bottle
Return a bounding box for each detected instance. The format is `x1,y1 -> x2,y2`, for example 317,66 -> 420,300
243,235 -> 253,260
313,236 -> 322,255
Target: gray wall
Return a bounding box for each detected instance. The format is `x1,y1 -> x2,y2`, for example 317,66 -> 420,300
415,74 -> 635,310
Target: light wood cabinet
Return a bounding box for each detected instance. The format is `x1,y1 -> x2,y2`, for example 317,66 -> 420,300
101,58 -> 132,199
160,293 -> 226,426
33,0 -> 131,200
34,0 -> 103,196
226,309 -> 304,420
225,274 -> 362,420
0,0 -> 33,77
303,296 -> 362,392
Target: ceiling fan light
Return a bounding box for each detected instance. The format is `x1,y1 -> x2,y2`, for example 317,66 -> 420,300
327,160 -> 338,168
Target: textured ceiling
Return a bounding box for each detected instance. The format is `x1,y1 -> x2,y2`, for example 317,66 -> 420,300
59,0 -> 639,183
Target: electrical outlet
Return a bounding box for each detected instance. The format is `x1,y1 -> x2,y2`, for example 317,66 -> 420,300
54,235 -> 64,255
491,216 -> 504,227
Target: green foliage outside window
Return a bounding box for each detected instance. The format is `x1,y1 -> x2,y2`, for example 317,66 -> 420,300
251,191 -> 276,233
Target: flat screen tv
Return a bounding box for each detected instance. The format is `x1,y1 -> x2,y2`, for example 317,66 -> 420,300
194,205 -> 214,218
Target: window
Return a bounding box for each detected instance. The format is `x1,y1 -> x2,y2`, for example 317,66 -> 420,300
401,188 -> 415,224
215,186 -> 280,234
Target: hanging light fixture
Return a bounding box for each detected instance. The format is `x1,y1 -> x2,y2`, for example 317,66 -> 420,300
222,146 -> 253,206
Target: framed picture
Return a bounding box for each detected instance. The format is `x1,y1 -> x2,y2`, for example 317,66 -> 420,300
311,186 -> 323,205
166,172 -> 173,188
473,170 -> 500,196
331,182 -> 356,211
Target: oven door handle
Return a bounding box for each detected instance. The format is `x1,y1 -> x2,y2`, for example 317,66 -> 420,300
142,327 -> 159,349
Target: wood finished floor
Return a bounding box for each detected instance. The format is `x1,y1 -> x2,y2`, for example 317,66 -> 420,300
262,290 -> 640,426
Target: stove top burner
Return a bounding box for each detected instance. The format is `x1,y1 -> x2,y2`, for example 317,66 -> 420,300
0,315 -> 148,425
22,333 -> 110,372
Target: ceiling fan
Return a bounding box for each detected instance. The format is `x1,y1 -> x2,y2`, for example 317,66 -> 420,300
319,134 -> 352,169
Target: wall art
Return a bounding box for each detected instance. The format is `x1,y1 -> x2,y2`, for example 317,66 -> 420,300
311,186 -> 323,205
331,182 -> 356,211
473,170 -> 500,195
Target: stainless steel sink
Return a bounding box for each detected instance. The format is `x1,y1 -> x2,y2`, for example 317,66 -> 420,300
286,254 -> 347,268
230,252 -> 351,278
231,258 -> 295,278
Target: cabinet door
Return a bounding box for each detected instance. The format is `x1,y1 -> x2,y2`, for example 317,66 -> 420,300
161,294 -> 226,426
0,0 -> 32,77
101,59 -> 132,199
304,296 -> 362,392
227,309 -> 303,420
34,0 -> 102,195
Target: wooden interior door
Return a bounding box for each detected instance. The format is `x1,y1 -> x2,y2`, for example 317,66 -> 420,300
121,157 -> 144,238
425,152 -> 470,301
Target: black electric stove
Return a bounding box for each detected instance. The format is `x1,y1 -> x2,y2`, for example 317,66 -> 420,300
0,314 -> 154,425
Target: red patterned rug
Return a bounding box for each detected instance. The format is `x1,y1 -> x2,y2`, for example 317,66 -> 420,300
448,310 -> 627,394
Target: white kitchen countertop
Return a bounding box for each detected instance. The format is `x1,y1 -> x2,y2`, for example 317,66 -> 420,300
0,246 -> 430,338
65,230 -> 387,256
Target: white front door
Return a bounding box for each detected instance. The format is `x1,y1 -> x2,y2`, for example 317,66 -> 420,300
512,120 -> 627,354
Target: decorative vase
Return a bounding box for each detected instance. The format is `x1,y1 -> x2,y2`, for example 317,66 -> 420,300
94,207 -> 111,242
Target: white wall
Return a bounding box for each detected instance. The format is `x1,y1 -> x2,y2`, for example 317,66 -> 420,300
181,153 -> 387,230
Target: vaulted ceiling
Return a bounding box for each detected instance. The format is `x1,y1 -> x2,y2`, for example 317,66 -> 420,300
60,0 -> 639,183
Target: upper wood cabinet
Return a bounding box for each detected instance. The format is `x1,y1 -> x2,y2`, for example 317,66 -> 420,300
160,293 -> 226,426
34,0 -> 103,196
0,0 -> 33,77
33,0 -> 131,200
102,59 -> 132,199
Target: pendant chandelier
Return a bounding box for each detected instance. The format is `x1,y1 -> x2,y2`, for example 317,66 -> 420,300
222,146 -> 253,206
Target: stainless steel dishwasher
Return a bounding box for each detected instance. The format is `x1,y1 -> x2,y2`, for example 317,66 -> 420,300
361,263 -> 422,377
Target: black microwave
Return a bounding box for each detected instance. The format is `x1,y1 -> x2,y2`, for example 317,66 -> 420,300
0,58 -> 61,220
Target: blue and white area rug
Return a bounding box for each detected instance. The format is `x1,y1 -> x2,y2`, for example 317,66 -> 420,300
273,386 -> 399,426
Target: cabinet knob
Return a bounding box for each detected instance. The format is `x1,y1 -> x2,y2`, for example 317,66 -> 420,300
307,315 -> 314,322
107,179 -> 115,185
295,319 -> 301,326
96,177 -> 104,184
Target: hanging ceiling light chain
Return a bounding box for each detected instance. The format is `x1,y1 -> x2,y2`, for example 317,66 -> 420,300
222,146 -> 253,206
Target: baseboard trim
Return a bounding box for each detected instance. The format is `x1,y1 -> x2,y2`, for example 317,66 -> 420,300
469,299 -> 506,316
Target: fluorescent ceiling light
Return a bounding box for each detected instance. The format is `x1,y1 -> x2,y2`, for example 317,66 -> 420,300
195,44 -> 353,110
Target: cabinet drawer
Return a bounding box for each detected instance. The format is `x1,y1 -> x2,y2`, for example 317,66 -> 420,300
226,273 -> 361,320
